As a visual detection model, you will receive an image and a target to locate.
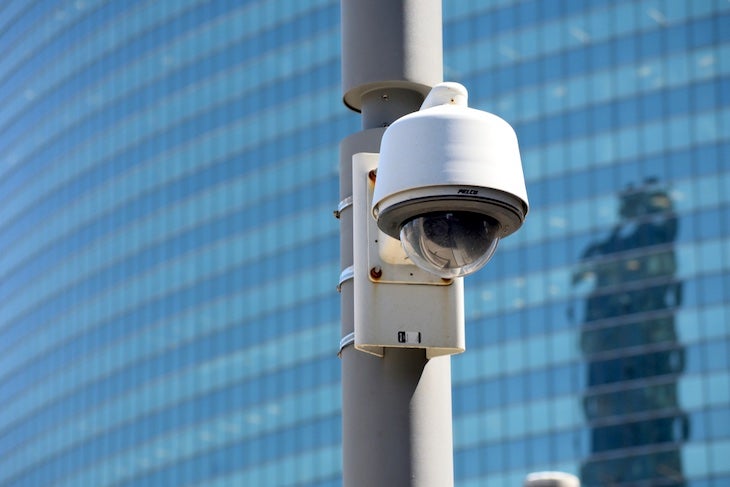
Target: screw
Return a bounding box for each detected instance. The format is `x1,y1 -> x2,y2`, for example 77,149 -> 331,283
370,266 -> 382,279
368,169 -> 377,182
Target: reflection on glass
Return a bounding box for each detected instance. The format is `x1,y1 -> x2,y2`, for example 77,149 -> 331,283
573,179 -> 688,486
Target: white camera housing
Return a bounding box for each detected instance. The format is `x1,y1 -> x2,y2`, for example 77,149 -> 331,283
372,82 -> 529,277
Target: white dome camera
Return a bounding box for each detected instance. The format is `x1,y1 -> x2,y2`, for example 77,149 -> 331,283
372,82 -> 529,278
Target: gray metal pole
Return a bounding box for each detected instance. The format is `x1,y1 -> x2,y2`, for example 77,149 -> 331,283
338,1 -> 453,485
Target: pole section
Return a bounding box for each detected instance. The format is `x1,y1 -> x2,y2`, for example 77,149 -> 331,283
338,1 -> 452,485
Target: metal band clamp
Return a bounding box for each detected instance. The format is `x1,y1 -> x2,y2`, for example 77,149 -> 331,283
333,196 -> 353,219
338,332 -> 355,358
337,265 -> 354,292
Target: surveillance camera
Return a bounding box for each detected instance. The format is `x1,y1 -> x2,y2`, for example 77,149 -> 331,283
372,82 -> 529,278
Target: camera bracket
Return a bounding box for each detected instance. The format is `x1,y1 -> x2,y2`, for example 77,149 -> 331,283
352,153 -> 465,358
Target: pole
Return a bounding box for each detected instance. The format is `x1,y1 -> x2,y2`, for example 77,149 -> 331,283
338,1 -> 452,485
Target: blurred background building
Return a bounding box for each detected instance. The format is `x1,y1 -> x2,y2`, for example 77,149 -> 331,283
0,1 -> 727,486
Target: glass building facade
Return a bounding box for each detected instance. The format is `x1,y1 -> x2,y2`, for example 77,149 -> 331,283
0,1 -> 727,486
446,1 -> 730,486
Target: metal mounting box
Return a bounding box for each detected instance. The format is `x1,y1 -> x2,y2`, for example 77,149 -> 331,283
352,153 -> 465,358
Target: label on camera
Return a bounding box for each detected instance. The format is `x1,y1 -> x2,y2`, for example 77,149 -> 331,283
397,331 -> 421,344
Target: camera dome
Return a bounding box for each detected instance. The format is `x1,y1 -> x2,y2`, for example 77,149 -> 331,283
371,82 -> 528,278
400,211 -> 501,278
